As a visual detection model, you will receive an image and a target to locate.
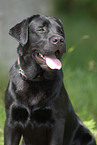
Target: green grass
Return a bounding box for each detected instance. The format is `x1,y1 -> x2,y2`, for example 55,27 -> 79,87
0,70 -> 8,145
0,95 -> 5,145
63,68 -> 97,143
63,68 -> 97,120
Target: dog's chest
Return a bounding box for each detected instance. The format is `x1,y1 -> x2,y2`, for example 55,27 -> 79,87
9,75 -> 60,127
10,102 -> 55,128
17,80 -> 54,106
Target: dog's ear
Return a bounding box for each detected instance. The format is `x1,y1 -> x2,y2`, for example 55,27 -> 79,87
9,15 -> 40,46
9,19 -> 29,46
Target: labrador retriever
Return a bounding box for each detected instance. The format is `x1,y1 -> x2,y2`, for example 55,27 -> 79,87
4,14 -> 96,145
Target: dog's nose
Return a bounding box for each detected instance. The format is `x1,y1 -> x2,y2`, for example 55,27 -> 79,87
50,36 -> 64,45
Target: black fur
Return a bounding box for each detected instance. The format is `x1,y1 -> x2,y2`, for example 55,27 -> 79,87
4,14 -> 96,145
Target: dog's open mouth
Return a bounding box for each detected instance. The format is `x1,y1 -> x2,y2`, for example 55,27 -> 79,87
35,50 -> 62,70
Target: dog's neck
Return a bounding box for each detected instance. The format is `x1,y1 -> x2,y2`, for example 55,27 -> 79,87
18,57 -> 42,81
18,57 -> 55,81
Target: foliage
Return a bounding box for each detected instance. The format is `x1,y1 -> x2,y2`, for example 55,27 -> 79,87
0,67 -> 8,145
84,120 -> 97,143
55,0 -> 97,17
0,96 -> 5,145
63,67 -> 97,143
59,14 -> 97,70
84,119 -> 96,134
61,15 -> 97,142
63,67 -> 97,121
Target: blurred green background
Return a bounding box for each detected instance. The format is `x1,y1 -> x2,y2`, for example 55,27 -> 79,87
0,0 -> 97,144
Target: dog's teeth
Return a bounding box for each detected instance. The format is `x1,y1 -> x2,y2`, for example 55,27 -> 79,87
44,57 -> 46,60
39,53 -> 43,58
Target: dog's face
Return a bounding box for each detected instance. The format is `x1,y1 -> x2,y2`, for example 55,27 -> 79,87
9,15 -> 66,78
28,15 -> 66,70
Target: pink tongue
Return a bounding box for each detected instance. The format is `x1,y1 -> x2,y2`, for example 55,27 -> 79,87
45,55 -> 62,70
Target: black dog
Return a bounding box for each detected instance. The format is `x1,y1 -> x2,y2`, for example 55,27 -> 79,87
4,14 -> 96,145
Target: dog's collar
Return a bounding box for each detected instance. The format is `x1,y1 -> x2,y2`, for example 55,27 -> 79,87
18,57 -> 27,80
18,58 -> 41,81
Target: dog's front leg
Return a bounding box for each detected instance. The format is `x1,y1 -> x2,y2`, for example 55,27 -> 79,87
4,119 -> 21,145
49,118 -> 65,145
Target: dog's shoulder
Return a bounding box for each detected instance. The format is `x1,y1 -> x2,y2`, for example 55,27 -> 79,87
9,61 -> 28,92
9,61 -> 19,80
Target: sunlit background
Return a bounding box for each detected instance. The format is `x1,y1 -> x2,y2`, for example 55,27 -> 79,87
0,0 -> 97,144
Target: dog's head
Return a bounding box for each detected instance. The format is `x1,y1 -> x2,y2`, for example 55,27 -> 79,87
9,15 -> 66,79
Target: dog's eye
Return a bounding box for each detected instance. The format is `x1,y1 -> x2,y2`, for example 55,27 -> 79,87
37,27 -> 46,32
